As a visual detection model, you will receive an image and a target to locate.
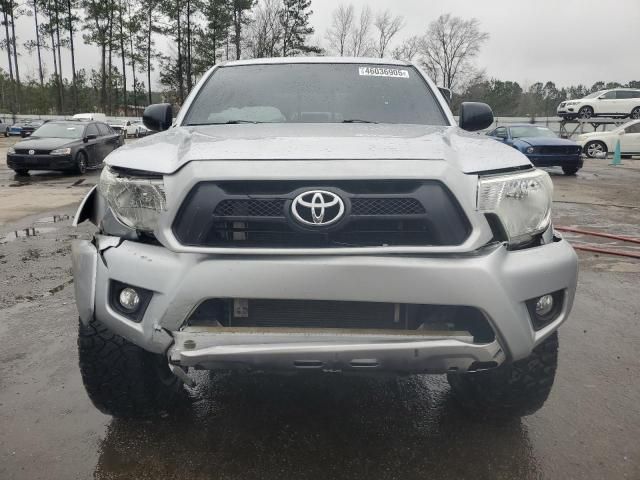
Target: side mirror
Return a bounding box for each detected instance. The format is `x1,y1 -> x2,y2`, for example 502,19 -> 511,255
83,134 -> 97,142
438,87 -> 452,105
459,102 -> 494,132
143,103 -> 173,131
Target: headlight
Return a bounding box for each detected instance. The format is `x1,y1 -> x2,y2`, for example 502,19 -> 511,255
565,101 -> 577,106
50,147 -> 71,155
477,169 -> 553,245
98,166 -> 166,232
526,147 -> 535,154
8,146 -> 15,154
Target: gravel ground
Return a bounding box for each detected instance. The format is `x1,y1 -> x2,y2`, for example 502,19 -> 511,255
0,147 -> 639,480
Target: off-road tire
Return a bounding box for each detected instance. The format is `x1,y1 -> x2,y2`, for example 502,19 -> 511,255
578,106 -> 594,119
447,331 -> 559,418
78,318 -> 184,418
562,166 -> 579,176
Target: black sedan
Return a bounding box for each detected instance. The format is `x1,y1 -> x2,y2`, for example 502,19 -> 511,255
6,120 -> 123,175
487,124 -> 583,175
20,119 -> 48,137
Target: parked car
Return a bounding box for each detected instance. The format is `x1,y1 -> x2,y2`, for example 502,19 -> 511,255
72,57 -> 578,420
109,119 -> 142,138
557,88 -> 640,120
73,113 -> 107,122
6,120 -> 123,175
131,120 -> 151,136
7,121 -> 28,136
20,119 -> 48,137
487,124 -> 583,175
577,119 -> 640,158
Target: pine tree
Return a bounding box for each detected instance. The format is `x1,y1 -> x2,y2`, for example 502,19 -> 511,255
279,0 -> 319,56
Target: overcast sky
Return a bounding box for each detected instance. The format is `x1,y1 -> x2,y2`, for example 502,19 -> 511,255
3,0 -> 639,91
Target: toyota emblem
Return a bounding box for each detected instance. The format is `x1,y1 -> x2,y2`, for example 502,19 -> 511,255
28,149 -> 35,155
291,190 -> 345,227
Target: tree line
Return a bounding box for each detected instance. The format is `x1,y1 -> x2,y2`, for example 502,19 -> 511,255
0,0 -> 634,118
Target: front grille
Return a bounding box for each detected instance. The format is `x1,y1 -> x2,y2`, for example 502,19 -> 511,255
173,180 -> 471,248
187,299 -> 495,343
538,146 -> 581,155
214,199 -> 286,217
15,149 -> 50,155
351,198 -> 424,216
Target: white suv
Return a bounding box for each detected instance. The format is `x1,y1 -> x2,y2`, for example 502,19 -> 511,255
557,88 -> 640,120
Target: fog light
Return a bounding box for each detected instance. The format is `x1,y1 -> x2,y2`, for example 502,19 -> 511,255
119,287 -> 141,311
535,294 -> 554,316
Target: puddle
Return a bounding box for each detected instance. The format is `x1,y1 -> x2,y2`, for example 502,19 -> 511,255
36,214 -> 71,224
1,227 -> 58,243
0,214 -> 73,244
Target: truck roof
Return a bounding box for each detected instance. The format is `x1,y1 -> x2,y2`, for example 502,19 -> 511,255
220,56 -> 413,67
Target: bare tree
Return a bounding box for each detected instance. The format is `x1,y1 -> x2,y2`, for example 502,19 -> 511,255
325,3 -> 352,56
246,0 -> 281,58
419,13 -> 488,90
348,5 -> 372,57
373,9 -> 403,58
392,35 -> 420,62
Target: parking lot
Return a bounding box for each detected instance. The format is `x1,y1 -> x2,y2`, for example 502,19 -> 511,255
0,134 -> 639,480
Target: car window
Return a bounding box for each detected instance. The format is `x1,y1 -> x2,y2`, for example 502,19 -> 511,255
495,127 -> 508,138
97,123 -> 112,136
600,91 -> 616,99
85,124 -> 100,137
31,122 -> 85,138
510,126 -> 557,138
625,123 -> 640,134
184,63 -> 449,126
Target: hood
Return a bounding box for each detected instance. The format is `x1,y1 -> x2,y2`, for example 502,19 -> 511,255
14,137 -> 77,150
515,136 -> 578,147
106,123 -> 531,174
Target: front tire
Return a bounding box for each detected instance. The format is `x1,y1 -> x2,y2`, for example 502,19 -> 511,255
578,106 -> 594,119
13,168 -> 29,176
78,318 -> 184,418
447,331 -> 559,418
585,140 -> 608,158
75,151 -> 88,175
631,107 -> 640,120
562,166 -> 579,175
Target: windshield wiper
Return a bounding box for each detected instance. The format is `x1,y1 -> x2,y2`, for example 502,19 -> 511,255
342,119 -> 378,124
188,120 -> 263,125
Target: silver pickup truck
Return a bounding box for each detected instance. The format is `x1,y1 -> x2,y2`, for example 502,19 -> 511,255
72,57 -> 578,419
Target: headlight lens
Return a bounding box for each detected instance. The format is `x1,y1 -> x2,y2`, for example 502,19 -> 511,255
8,146 -> 15,154
98,166 -> 166,232
477,169 -> 553,245
50,147 -> 72,155
526,147 -> 535,154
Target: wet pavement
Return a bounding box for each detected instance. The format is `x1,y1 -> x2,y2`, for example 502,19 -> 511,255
0,155 -> 639,479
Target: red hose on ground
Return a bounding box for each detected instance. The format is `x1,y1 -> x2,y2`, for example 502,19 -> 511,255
571,245 -> 640,260
555,226 -> 640,259
555,226 -> 640,245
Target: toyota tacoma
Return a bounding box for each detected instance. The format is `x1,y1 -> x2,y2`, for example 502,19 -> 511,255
72,58 -> 578,418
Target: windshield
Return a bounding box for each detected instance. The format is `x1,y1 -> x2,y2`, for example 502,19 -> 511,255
583,90 -> 605,99
32,123 -> 85,139
183,63 -> 448,126
510,126 -> 557,139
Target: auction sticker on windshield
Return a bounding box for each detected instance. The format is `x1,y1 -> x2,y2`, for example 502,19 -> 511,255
358,66 -> 409,78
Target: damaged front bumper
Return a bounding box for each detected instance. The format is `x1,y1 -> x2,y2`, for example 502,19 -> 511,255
71,231 -> 578,375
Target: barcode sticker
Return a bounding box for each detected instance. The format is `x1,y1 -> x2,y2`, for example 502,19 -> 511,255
358,66 -> 409,78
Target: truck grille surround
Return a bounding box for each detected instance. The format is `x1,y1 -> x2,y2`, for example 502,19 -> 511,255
172,180 -> 471,248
